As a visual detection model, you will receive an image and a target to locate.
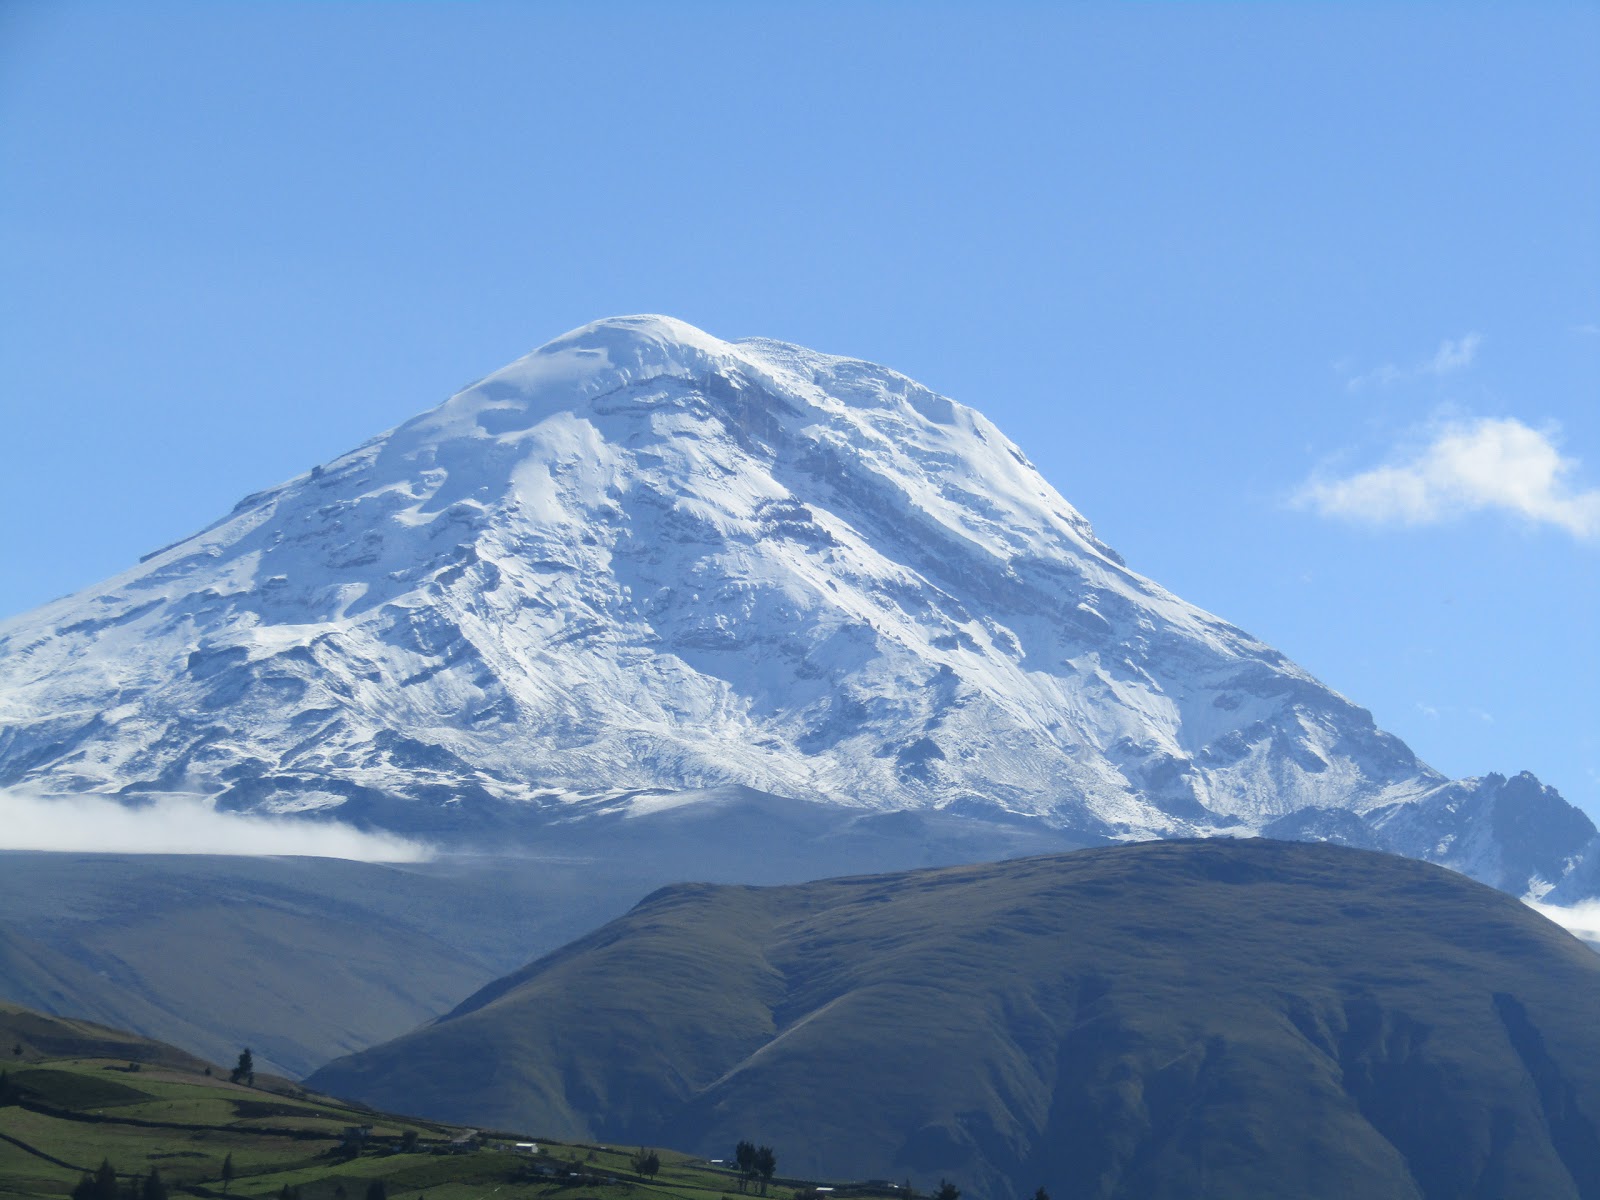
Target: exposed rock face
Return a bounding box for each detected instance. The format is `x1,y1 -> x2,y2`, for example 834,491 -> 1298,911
0,315 -> 1593,894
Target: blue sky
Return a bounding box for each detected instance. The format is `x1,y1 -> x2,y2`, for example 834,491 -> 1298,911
2,2 -> 1597,816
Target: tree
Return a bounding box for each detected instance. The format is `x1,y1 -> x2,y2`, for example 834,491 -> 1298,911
0,1069 -> 18,1106
220,1154 -> 235,1194
932,1182 -> 960,1200
632,1149 -> 661,1178
92,1159 -> 120,1200
142,1169 -> 168,1200
71,1174 -> 96,1200
1032,1189 -> 1049,1200
734,1142 -> 757,1193
230,1048 -> 255,1086
753,1146 -> 776,1196
365,1181 -> 387,1200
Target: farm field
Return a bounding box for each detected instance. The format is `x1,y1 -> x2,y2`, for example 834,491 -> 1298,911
0,1052 -> 888,1200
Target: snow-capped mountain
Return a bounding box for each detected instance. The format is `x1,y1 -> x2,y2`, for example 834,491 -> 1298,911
1,316 -> 1593,896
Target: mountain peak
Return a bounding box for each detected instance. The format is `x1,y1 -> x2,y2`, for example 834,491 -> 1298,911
521,313 -> 744,390
544,313 -> 733,358
1,319 -> 1595,900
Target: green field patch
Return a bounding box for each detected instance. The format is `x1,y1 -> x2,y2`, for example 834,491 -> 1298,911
226,1099 -> 382,1133
109,1094 -> 255,1126
231,1100 -> 338,1121
0,1136 -> 79,1188
1,1107 -> 172,1172
9,1068 -> 153,1111
228,1116 -> 350,1137
0,1041 -> 893,1200
0,1106 -> 334,1184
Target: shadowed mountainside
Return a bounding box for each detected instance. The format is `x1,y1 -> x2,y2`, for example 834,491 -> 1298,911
0,851 -> 638,1077
309,839 -> 1600,1200
0,803 -> 1079,1078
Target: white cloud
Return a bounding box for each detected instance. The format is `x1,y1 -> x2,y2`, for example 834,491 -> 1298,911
1295,416 -> 1600,539
1348,333 -> 1481,390
0,788 -> 432,861
1349,363 -> 1406,390
1527,899 -> 1600,947
1426,334 -> 1481,374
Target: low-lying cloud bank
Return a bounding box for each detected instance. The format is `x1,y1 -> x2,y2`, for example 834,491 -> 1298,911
1527,899 -> 1600,947
0,788 -> 432,862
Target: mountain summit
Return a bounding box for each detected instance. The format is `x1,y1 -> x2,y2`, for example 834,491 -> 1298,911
1,316 -> 1594,896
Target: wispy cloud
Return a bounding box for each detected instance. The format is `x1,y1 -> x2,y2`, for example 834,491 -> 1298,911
0,789 -> 432,861
1295,416 -> 1600,539
1425,334 -> 1480,373
1527,898 -> 1600,947
1348,333 -> 1481,390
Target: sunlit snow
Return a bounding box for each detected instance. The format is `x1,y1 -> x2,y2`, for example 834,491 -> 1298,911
0,316 -> 1593,894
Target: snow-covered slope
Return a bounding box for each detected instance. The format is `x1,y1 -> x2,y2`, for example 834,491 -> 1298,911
1,316 -> 1593,895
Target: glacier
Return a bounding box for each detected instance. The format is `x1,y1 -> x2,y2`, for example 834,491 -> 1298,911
1,315 -> 1594,898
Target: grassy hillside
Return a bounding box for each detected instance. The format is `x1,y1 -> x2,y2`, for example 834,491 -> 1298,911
0,1005 -> 212,1073
308,839 -> 1600,1200
0,1015 -> 899,1200
0,932 -> 207,1059
0,852 -> 645,1077
0,800 -> 1088,1078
